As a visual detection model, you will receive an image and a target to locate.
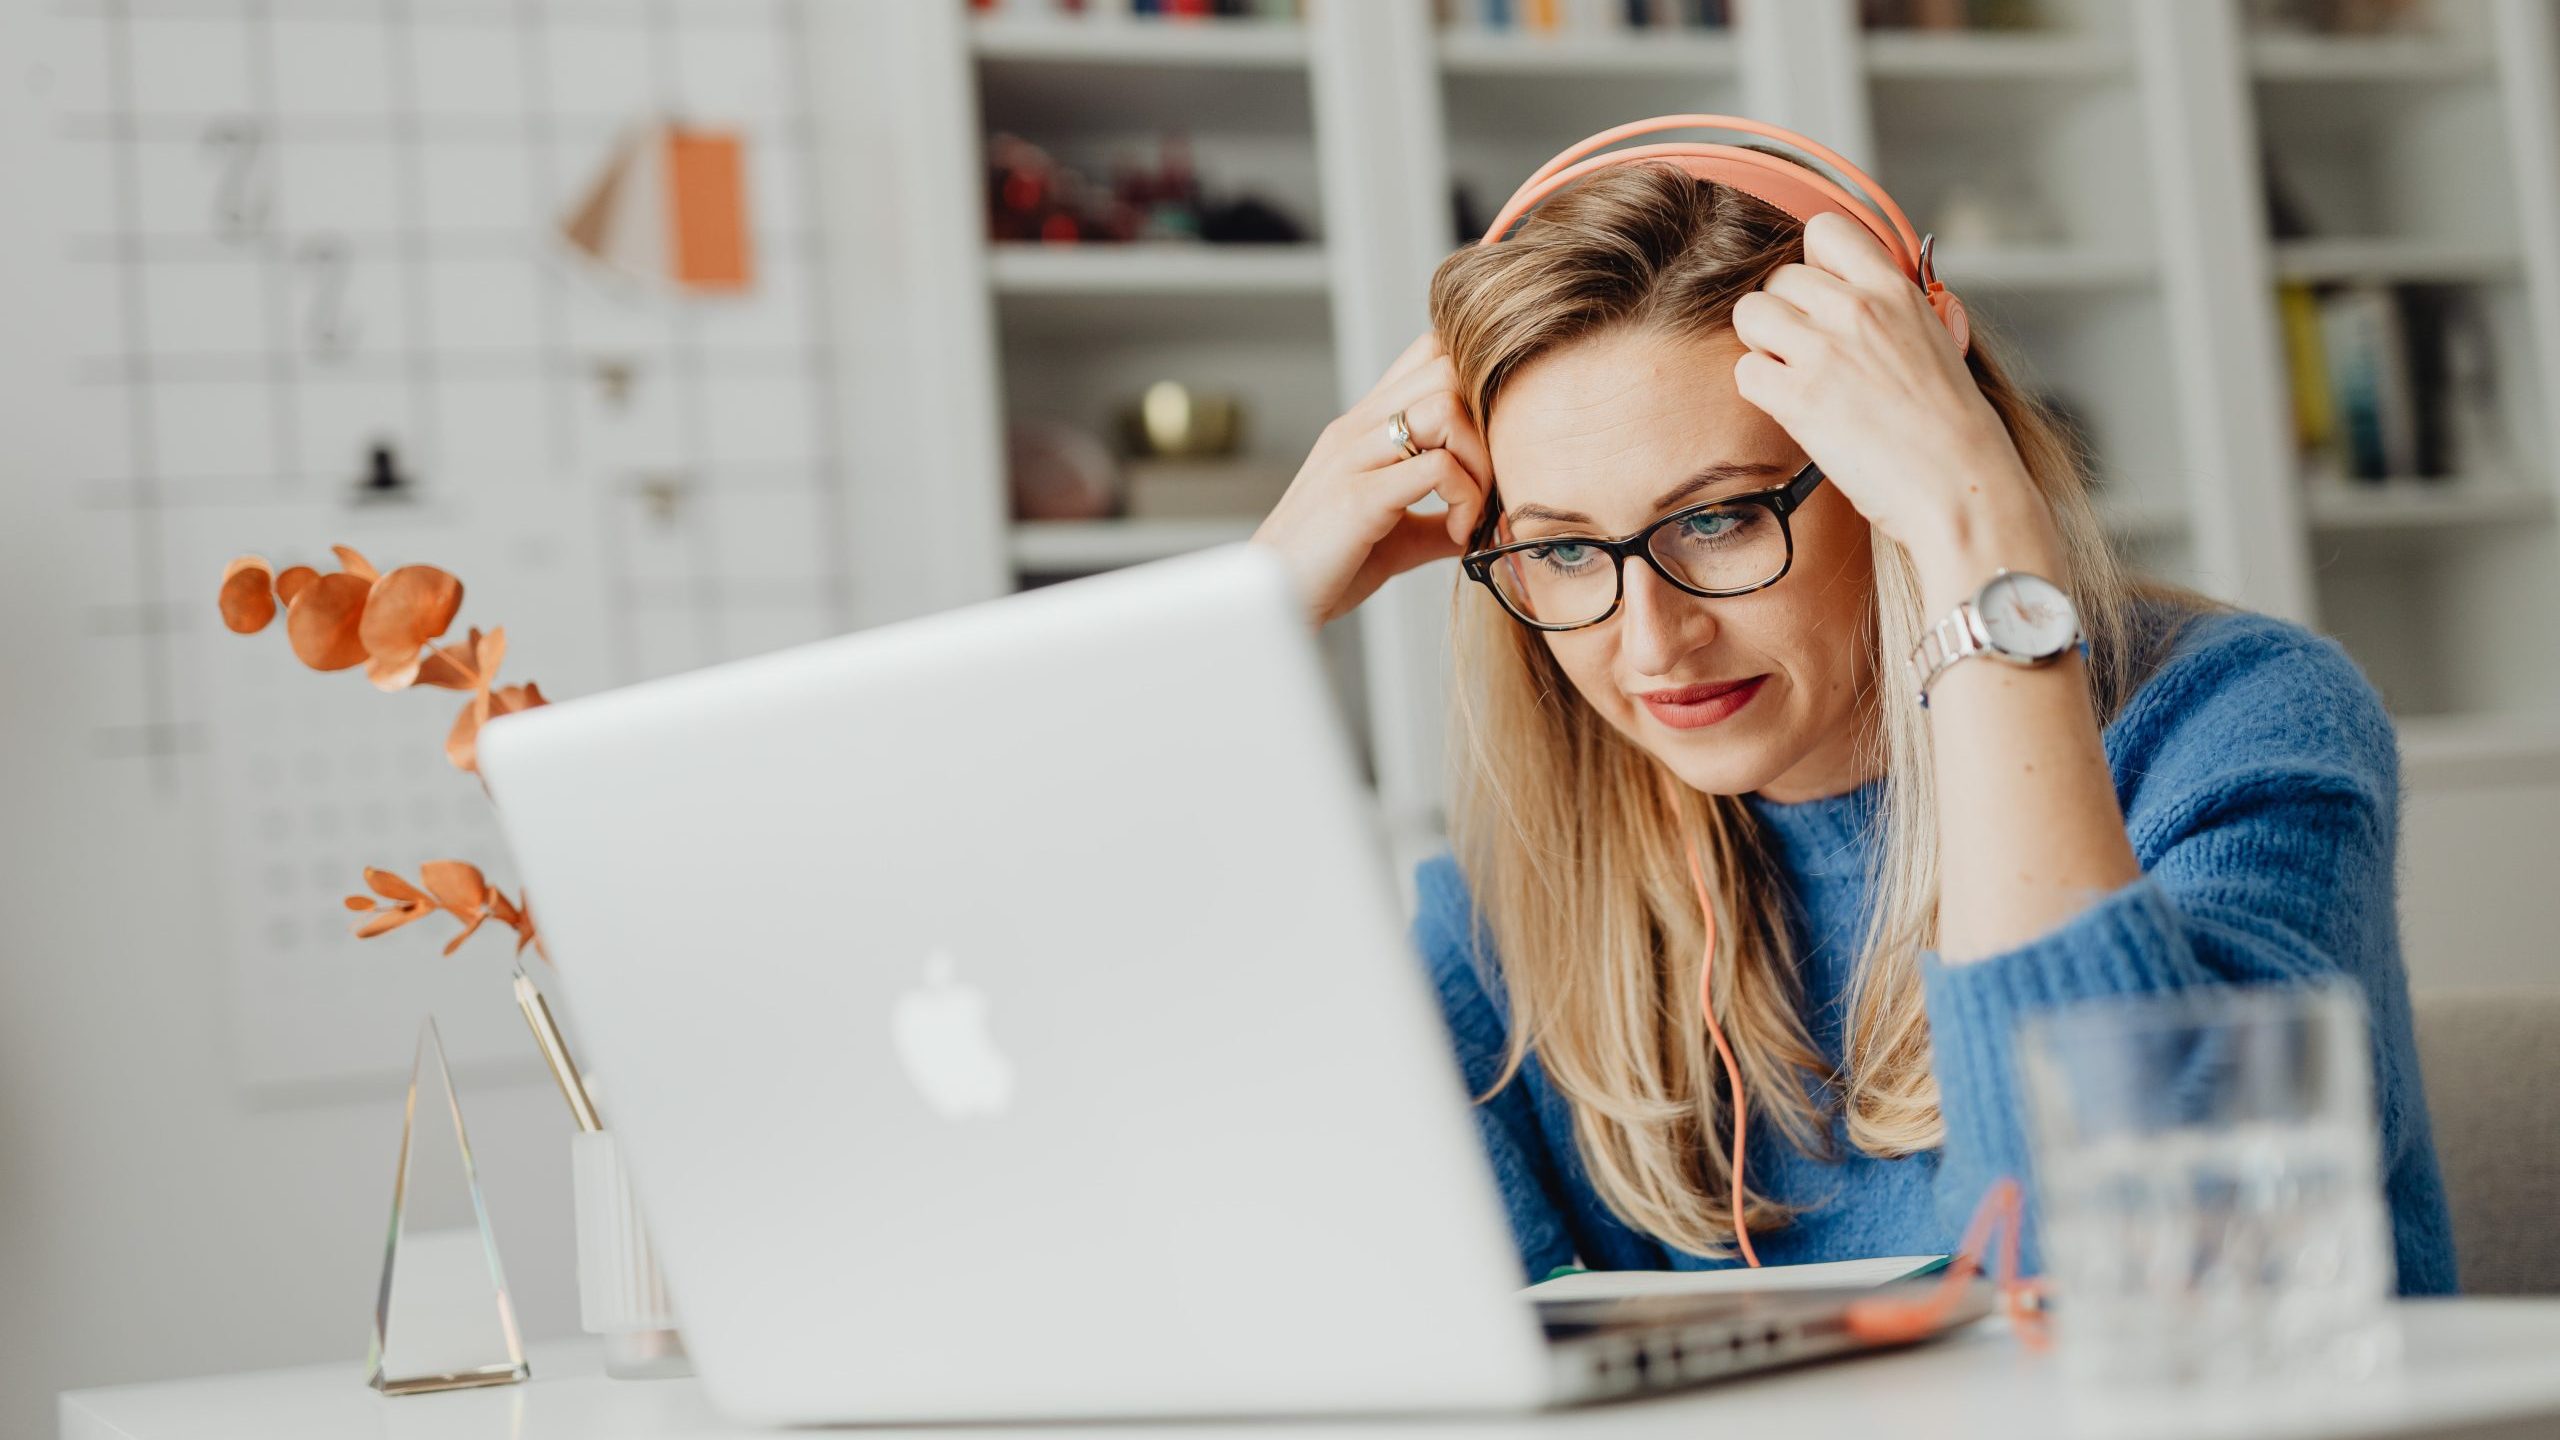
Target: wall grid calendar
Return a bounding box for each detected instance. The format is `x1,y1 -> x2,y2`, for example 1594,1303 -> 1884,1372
36,0 -> 855,1091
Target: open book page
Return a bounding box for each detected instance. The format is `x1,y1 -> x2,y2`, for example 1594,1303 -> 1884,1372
1522,1255 -> 1948,1301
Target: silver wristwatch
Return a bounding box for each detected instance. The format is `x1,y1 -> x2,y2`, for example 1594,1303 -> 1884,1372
1908,568 -> 2086,709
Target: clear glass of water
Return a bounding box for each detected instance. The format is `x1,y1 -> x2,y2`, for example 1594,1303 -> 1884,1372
2020,978 -> 2400,1389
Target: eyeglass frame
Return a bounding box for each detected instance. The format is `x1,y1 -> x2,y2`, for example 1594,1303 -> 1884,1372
1459,458 -> 1829,633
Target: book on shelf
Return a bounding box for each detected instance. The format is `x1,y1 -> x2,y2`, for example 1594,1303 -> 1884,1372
2285,279 -> 2500,485
2317,283 -> 2420,482
1437,0 -> 1731,33
1857,0 -> 2045,29
970,0 -> 1305,20
2276,282 -> 2337,459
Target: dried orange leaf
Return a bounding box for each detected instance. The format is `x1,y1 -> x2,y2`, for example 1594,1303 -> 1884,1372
284,571 -> 371,671
354,907 -> 424,939
441,912 -> 489,956
446,691 -> 492,772
488,681 -> 547,720
363,867 -> 428,903
331,544 -> 378,581
359,566 -> 465,691
218,555 -> 277,634
477,626 -> 508,683
418,859 -> 490,915
275,565 -> 319,605
412,645 -> 477,691
343,895 -> 375,912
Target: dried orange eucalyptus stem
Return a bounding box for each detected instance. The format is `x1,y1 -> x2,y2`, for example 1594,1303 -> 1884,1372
218,544 -> 552,961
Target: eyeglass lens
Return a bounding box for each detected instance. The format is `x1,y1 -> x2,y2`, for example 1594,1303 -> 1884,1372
1484,501 -> 1788,626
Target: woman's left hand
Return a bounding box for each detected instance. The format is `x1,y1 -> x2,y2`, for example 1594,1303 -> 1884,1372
1728,211 -> 2062,602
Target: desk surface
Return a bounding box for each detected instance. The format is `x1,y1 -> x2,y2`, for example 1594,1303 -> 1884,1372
58,1300 -> 2560,1440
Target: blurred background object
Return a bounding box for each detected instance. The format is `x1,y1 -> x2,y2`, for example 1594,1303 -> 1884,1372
987,131 -> 1311,245
1008,417 -> 1122,520
6,0 -> 2560,1434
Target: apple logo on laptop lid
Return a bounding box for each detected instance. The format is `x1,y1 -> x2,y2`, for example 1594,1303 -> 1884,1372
892,950 -> 1014,1119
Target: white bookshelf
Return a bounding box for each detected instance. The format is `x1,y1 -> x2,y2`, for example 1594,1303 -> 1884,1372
2269,236 -> 2523,284
825,0 -> 2560,878
2304,476 -> 2555,532
987,242 -> 1331,294
1841,1 -> 2212,604
2243,0 -> 2560,733
1436,27 -> 1741,78
968,14 -> 1310,67
1858,29 -> 2130,81
2246,31 -> 2494,83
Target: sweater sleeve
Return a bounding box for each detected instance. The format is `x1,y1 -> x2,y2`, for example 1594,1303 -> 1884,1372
1410,855 -> 1581,1282
1914,622 -> 2457,1293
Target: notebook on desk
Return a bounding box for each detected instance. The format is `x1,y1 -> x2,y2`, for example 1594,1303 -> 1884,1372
1525,1255 -> 1951,1303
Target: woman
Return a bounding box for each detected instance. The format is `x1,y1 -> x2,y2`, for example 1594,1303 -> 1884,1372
1251,160 -> 2457,1291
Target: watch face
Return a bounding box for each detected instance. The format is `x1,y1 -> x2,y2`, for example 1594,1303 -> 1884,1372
1977,572 -> 2078,661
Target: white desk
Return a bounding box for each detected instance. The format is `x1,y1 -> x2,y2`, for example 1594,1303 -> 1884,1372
58,1300 -> 2560,1440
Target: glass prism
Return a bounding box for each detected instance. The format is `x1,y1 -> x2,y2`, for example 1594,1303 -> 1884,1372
367,1016 -> 531,1395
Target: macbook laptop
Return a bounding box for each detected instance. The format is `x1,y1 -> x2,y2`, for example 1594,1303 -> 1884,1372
475,542 -> 1986,1423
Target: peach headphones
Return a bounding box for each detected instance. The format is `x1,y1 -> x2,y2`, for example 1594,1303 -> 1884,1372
1473,117 -> 2040,1341
1477,113 -> 1972,358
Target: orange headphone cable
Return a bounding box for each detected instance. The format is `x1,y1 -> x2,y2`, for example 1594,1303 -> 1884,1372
1677,824 -> 1761,1268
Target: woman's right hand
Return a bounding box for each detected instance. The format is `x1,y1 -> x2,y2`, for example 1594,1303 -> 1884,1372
1250,329 -> 1495,628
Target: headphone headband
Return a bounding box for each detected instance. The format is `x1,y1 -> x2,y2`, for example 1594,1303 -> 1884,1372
1479,114 -> 1969,357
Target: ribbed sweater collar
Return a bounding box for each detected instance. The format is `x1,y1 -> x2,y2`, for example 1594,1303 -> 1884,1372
1741,776 -> 1884,883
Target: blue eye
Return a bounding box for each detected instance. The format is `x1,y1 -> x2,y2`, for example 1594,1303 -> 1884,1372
1679,511 -> 1742,542
1526,542 -> 1599,575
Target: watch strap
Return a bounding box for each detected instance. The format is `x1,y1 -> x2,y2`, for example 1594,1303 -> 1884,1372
1908,605 -> 1984,710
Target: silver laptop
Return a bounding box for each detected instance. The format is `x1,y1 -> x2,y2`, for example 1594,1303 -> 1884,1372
475,542 -> 1984,1423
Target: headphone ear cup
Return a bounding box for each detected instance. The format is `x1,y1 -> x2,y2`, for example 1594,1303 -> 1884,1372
1929,287 -> 1972,358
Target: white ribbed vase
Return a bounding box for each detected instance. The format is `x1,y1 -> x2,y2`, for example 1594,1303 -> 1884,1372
570,1129 -> 691,1379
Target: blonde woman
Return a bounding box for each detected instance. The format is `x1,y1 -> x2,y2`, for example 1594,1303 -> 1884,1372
1251,163 -> 2456,1291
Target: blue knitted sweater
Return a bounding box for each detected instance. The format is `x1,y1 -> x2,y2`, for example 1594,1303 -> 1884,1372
1410,605 -> 2459,1294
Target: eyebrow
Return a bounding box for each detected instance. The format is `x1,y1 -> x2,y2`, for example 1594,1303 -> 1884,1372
1504,460 -> 1795,527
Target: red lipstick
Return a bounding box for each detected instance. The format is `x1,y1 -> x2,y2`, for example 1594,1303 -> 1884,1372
1637,675 -> 1768,730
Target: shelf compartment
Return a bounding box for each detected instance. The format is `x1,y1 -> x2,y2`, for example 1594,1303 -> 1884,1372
991,244 -> 1334,345
979,52 -> 1316,140
2305,477 -> 2557,532
1861,31 -> 2131,81
1959,287 -> 2185,493
2270,237 -> 2521,284
2246,33 -> 2494,83
1441,62 -> 1750,247
970,16 -> 1308,69
989,242 -> 1329,296
2255,74 -> 2515,248
1931,245 -> 2157,293
1010,518 -> 1258,574
2310,521 -> 2560,719
1437,28 -> 1740,78
1865,76 -> 2150,250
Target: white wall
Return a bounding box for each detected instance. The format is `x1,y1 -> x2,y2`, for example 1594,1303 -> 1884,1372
0,348 -> 584,1425
0,397 -> 586,1433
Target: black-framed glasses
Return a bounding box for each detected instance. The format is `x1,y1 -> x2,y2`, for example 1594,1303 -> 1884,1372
1460,459 -> 1827,632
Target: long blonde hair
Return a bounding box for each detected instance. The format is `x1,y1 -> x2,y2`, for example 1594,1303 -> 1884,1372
1431,161 -> 2191,1256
